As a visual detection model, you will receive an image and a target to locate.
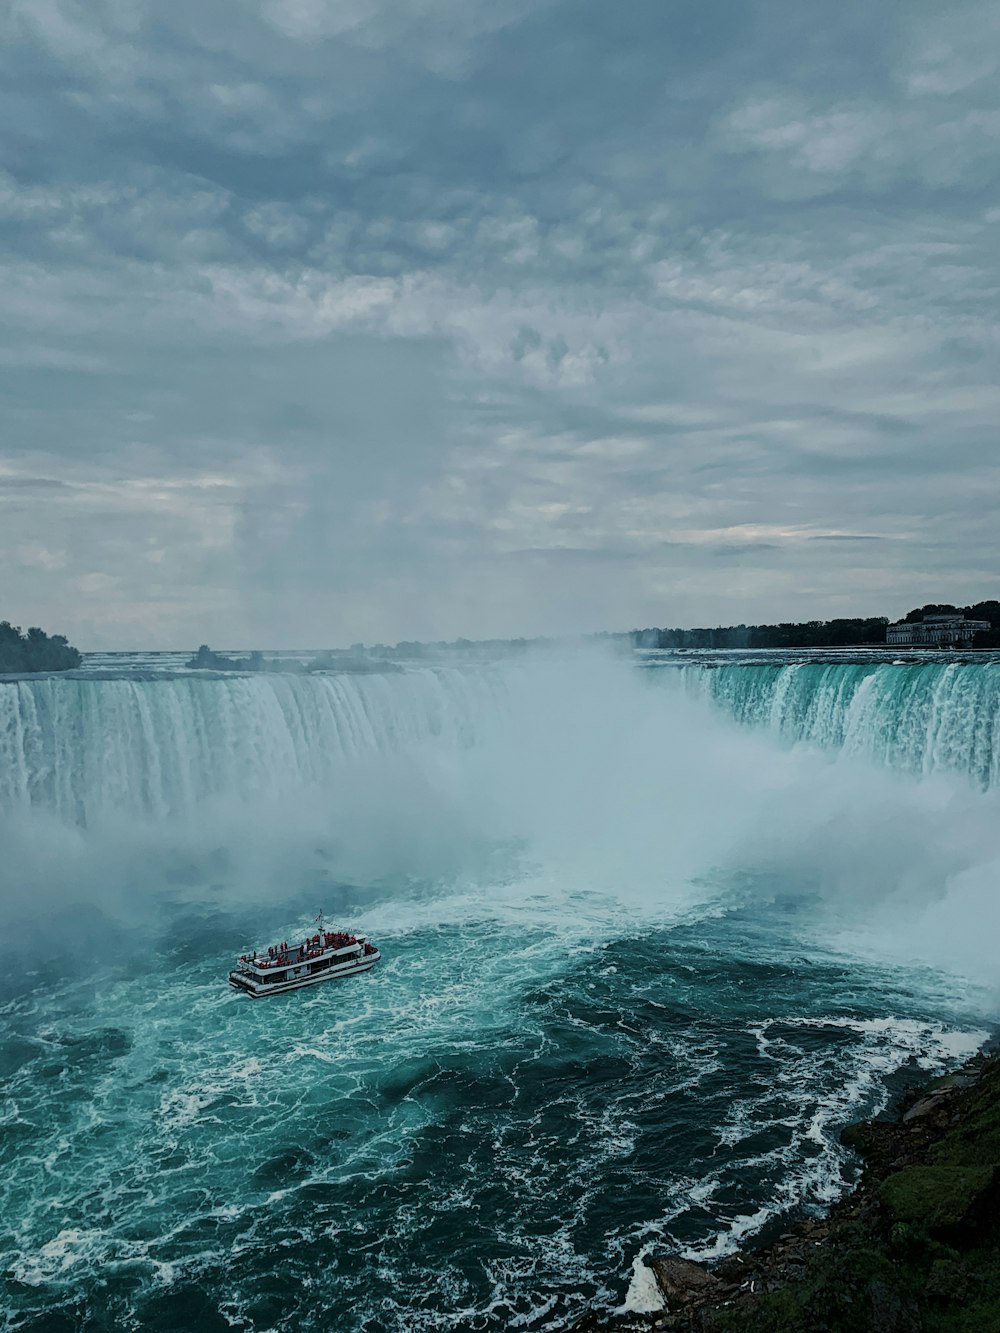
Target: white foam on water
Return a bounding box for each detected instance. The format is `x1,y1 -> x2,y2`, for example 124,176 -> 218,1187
2,648 -> 999,1330
620,1248 -> 664,1313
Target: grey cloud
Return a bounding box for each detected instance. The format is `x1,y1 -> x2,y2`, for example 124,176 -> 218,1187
806,535 -> 887,544
0,477 -> 71,491
1,0 -> 998,645
501,546 -> 649,565
709,543 -> 782,557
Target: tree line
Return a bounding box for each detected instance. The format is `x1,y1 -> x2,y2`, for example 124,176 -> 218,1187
5,601 -> 998,675
629,601 -> 1000,651
629,618 -> 890,650
0,621 -> 82,673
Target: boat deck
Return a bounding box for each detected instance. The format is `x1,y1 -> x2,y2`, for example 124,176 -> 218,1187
229,924 -> 379,996
235,930 -> 367,975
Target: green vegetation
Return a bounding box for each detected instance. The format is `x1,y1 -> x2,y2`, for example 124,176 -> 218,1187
186,645 -> 265,671
880,1165 -> 994,1230
0,621 -> 82,673
186,645 -> 402,674
630,600 -> 1000,650
713,1055 -> 1000,1333
630,617 -> 890,650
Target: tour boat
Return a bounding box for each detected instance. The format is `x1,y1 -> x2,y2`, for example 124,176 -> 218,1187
229,917 -> 380,997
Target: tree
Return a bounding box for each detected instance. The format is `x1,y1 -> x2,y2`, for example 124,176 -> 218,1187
903,604 -> 958,623
0,622 -> 81,673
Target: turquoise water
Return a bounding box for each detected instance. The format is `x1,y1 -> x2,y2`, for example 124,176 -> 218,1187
1,651 -> 996,1330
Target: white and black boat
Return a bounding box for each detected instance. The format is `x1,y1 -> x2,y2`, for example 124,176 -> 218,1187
229,917 -> 380,998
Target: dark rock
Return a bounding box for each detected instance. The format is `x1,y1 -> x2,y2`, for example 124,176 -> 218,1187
866,1278 -> 923,1333
690,1308 -> 725,1332
903,1091 -> 953,1124
840,1119 -> 891,1155
929,1071 -> 980,1092
924,1256 -> 969,1304
712,1255 -> 748,1283
646,1257 -> 721,1308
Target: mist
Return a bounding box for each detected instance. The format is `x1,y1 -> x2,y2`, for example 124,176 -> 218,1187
1,648 -> 997,992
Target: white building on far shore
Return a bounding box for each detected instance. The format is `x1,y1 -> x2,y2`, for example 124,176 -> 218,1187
886,614 -> 991,646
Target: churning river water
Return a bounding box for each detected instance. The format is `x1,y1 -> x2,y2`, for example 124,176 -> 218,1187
1,648 -> 998,1331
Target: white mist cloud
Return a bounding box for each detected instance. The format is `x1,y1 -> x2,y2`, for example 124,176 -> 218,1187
3,649 -> 997,993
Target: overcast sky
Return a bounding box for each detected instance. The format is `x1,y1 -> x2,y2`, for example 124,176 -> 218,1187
1,0 -> 998,648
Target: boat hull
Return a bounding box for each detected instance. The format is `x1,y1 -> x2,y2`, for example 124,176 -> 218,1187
229,950 -> 380,998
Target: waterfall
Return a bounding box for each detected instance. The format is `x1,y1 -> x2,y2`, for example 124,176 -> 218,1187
0,667 -> 502,824
680,660 -> 1000,789
3,658 -> 1000,833
3,653 -> 1000,986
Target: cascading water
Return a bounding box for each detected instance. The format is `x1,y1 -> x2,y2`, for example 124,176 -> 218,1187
5,659 -> 998,826
0,650 -> 996,1332
679,659 -> 1000,790
0,667 -> 503,823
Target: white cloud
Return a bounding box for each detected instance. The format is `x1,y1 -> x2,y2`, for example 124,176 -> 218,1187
243,202 -> 311,250
16,543 -> 68,570
902,4 -> 1000,97
720,38 -> 1000,194
76,572 -> 122,594
260,0 -> 542,76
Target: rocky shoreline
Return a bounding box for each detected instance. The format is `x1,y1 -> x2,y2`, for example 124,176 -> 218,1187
565,1048 -> 1000,1333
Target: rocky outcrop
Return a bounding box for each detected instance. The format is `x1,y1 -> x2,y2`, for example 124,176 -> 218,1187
185,645 -> 403,673
564,1049 -> 1000,1333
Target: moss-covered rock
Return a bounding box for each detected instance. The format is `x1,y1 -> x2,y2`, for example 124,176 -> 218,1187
924,1256 -> 969,1304
880,1165 -> 995,1231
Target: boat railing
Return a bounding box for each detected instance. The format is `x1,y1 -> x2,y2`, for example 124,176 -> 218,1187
236,939 -> 365,972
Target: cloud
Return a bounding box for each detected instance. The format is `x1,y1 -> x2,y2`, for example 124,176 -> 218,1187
719,92 -> 1000,195
16,543 -> 68,570
0,0 -> 998,646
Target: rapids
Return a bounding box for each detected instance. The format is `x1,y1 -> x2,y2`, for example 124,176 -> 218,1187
0,648 -> 997,1330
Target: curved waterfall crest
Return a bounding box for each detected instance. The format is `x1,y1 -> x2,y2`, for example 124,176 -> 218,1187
3,658 -> 1000,829
682,659 -> 1000,789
